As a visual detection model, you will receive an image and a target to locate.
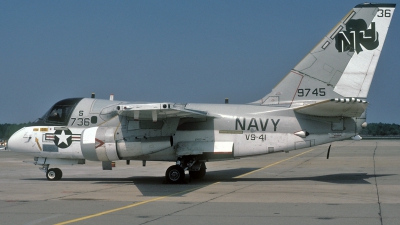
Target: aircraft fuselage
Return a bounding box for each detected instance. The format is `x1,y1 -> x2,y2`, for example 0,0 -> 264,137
9,98 -> 359,162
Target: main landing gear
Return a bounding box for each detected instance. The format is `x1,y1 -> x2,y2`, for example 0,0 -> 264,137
40,165 -> 63,181
165,165 -> 185,183
165,157 -> 206,184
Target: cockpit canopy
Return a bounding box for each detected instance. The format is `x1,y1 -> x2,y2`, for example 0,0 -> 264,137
37,98 -> 82,126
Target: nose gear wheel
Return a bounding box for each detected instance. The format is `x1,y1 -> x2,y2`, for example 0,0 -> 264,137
46,168 -> 62,181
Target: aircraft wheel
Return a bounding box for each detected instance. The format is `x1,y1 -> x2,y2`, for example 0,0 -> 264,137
54,168 -> 63,180
165,165 -> 185,183
189,163 -> 206,179
47,168 -> 62,181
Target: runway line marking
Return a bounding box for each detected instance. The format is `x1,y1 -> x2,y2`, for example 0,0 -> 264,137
54,149 -> 315,225
234,148 -> 315,178
54,185 -> 212,225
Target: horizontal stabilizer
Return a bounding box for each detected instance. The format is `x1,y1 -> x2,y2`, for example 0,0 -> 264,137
294,98 -> 368,117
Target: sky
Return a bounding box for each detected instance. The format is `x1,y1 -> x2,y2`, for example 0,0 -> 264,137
1,0 -> 399,124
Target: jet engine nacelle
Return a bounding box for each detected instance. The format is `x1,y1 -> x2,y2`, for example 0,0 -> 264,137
81,127 -> 172,161
81,127 -> 119,161
116,136 -> 173,158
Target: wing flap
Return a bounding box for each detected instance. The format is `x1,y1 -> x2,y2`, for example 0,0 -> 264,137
295,98 -> 368,117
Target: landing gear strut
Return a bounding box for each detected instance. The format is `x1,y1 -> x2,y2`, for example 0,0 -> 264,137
189,162 -> 206,179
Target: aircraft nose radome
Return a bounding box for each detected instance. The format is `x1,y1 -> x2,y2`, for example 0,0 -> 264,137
7,127 -> 27,152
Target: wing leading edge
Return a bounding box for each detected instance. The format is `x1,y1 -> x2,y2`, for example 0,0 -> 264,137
117,103 -> 211,122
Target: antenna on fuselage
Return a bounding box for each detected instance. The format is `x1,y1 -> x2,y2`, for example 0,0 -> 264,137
110,94 -> 114,101
225,98 -> 229,104
91,93 -> 95,98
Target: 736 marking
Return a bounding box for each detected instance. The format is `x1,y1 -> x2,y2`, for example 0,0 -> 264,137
70,118 -> 90,126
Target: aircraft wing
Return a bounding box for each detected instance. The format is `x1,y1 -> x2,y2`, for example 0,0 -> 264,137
117,103 -> 211,121
294,98 -> 368,117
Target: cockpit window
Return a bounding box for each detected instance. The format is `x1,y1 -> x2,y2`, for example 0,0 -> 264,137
42,98 -> 82,125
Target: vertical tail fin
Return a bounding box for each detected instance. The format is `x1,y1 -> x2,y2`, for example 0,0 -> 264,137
253,3 -> 396,107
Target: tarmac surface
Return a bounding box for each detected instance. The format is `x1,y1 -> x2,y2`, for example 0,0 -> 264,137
0,139 -> 399,225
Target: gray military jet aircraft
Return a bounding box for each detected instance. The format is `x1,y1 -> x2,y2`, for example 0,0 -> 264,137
7,3 -> 396,183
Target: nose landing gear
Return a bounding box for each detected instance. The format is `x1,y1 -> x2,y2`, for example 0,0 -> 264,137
46,168 -> 63,180
40,165 -> 63,181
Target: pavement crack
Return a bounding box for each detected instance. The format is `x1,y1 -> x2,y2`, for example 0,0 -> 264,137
45,184 -> 126,201
137,183 -> 253,225
373,142 -> 383,225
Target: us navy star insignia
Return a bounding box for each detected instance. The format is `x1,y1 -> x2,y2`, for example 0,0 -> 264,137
54,129 -> 73,148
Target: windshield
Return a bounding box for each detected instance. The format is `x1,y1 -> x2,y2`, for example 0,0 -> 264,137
38,98 -> 82,125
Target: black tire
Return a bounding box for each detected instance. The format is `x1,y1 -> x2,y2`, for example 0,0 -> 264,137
189,163 -> 206,179
165,165 -> 185,183
54,168 -> 63,180
47,168 -> 62,181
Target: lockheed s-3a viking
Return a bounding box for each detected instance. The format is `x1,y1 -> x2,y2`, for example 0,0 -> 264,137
7,3 -> 396,183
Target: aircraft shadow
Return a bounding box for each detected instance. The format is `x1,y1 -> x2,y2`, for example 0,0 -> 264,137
22,167 -> 257,183
21,168 -> 257,196
21,170 -> 394,196
231,173 -> 393,184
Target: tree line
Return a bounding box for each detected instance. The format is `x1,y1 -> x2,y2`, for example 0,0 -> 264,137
0,123 -> 33,141
359,123 -> 400,136
1,122 -> 399,141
